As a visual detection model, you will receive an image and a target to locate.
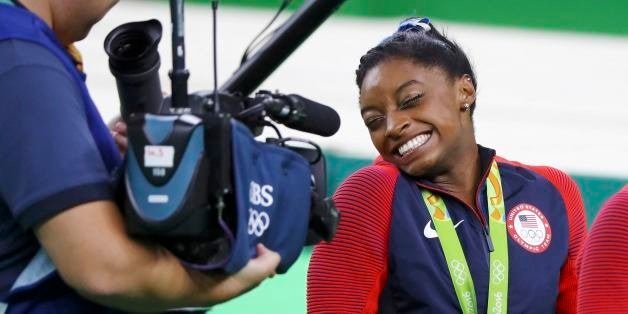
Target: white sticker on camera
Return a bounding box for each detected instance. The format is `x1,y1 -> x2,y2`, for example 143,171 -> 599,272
148,194 -> 169,204
144,145 -> 175,168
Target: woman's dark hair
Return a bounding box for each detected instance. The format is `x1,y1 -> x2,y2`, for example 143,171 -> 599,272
356,18 -> 478,114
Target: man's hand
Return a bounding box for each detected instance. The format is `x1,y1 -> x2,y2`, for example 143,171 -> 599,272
203,244 -> 280,303
108,116 -> 128,155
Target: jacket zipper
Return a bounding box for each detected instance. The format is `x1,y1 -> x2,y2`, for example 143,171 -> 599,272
416,156 -> 496,256
474,157 -> 496,256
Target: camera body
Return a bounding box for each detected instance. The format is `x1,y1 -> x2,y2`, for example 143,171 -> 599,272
105,19 -> 339,273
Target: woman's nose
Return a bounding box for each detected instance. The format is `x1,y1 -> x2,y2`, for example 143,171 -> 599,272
384,111 -> 410,139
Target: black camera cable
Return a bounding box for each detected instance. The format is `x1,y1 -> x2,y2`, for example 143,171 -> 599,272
240,0 -> 292,65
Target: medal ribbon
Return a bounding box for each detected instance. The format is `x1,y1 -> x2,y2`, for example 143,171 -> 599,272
421,160 -> 508,314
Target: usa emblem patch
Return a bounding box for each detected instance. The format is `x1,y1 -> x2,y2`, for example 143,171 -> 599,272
507,203 -> 552,253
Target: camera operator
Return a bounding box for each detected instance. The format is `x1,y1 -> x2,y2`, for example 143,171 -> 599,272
0,0 -> 280,312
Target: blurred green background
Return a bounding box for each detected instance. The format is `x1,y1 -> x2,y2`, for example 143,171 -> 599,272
186,0 -> 628,35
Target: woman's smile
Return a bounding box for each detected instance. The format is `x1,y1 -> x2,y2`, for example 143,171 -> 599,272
396,131 -> 432,157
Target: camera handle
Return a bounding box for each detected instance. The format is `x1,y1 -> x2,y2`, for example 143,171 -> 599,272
220,0 -> 346,96
169,0 -> 189,109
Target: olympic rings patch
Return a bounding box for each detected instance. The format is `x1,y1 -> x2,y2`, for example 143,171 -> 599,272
248,208 -> 270,237
507,203 -> 552,253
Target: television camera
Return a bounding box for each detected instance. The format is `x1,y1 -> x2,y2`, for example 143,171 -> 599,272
104,0 -> 344,273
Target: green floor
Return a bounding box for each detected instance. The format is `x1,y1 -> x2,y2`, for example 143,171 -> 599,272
209,249 -> 312,314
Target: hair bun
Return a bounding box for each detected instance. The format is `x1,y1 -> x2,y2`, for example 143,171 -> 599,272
397,17 -> 432,33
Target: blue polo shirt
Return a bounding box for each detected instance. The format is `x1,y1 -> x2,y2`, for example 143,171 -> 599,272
0,26 -> 115,301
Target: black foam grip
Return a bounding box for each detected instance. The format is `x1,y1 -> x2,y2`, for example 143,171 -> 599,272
285,94 -> 340,137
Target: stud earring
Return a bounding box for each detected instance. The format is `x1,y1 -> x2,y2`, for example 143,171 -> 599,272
462,103 -> 471,112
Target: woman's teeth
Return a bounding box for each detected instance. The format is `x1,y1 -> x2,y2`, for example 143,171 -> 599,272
398,133 -> 431,156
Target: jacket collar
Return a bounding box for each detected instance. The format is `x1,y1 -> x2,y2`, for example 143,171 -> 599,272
374,145 -> 498,207
375,145 -> 495,190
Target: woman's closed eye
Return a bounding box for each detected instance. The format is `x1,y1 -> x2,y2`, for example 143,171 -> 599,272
364,114 -> 384,130
400,94 -> 423,109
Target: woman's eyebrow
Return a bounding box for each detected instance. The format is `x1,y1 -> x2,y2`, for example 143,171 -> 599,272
395,79 -> 421,98
360,104 -> 378,116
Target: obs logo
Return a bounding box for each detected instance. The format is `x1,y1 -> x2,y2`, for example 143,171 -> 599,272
248,181 -> 274,237
250,181 -> 274,207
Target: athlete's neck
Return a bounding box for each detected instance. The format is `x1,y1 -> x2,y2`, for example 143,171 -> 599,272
429,144 -> 482,207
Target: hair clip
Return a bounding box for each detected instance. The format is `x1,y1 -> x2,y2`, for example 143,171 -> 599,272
397,17 -> 431,33
377,17 -> 432,45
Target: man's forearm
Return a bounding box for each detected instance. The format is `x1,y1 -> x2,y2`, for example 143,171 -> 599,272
35,200 -> 276,312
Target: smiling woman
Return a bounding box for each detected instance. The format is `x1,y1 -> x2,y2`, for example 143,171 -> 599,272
359,61 -> 477,203
307,17 -> 588,314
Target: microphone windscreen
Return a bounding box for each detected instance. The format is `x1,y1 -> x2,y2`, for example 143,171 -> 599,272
285,94 -> 340,137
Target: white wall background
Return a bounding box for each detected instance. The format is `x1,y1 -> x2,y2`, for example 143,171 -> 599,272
78,0 -> 628,178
